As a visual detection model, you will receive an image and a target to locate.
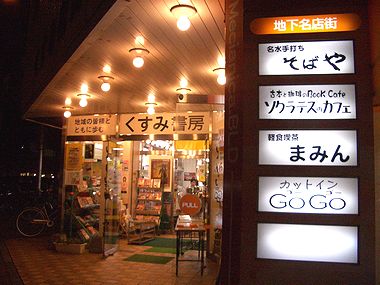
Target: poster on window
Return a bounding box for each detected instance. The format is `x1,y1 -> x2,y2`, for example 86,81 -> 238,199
65,143 -> 83,170
151,159 -> 170,188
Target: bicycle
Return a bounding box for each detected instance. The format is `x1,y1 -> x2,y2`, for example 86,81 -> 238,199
16,200 -> 59,237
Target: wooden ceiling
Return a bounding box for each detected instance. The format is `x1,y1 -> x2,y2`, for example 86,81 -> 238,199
25,0 -> 226,118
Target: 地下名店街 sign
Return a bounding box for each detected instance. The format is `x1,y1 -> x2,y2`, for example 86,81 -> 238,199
119,112 -> 210,135
259,40 -> 354,75
250,13 -> 360,35
258,177 -> 358,214
67,115 -> 117,136
259,84 -> 356,119
259,130 -> 357,166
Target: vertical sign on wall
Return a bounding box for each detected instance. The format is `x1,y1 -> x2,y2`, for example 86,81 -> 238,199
220,4 -> 375,284
256,40 -> 359,264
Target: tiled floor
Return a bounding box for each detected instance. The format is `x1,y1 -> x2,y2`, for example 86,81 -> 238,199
5,235 -> 218,285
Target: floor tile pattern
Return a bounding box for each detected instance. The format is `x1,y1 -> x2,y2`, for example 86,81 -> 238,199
5,235 -> 218,285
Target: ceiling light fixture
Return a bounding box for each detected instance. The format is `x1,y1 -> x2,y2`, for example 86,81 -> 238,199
180,78 -> 188,88
170,4 -> 197,31
62,106 -> 73,118
213,67 -> 226,85
145,102 -> 157,115
98,75 -> 114,92
77,93 -> 90,107
177,77 -> 191,95
129,47 -> 149,68
176,87 -> 192,95
103,64 -> 111,73
64,97 -> 72,106
80,83 -> 89,93
145,92 -> 157,114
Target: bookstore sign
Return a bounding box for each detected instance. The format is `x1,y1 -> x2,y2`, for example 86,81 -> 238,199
119,112 -> 210,135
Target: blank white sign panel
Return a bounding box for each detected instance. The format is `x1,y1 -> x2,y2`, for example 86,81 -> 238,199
257,223 -> 358,263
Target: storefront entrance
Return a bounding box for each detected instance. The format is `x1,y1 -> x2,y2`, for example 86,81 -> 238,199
61,136 -> 218,257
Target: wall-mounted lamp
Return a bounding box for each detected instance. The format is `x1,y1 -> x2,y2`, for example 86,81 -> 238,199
170,4 -> 197,31
129,47 -> 150,68
62,106 -> 73,118
77,93 -> 91,107
98,75 -> 114,92
213,67 -> 226,85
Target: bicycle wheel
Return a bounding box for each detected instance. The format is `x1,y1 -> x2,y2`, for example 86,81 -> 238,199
16,207 -> 46,237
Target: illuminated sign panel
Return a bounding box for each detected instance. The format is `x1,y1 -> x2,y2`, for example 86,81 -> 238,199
258,177 -> 358,214
259,130 -> 357,166
259,84 -> 356,119
119,112 -> 210,135
257,223 -> 358,263
67,115 -> 117,136
259,40 -> 354,75
251,13 -> 360,35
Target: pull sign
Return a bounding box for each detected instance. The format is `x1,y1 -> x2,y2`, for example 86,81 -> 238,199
179,194 -> 202,215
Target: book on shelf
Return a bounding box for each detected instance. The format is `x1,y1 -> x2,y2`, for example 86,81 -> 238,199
86,226 -> 97,235
136,201 -> 145,211
137,178 -> 145,187
78,229 -> 90,241
152,179 -> 161,188
144,178 -> 152,187
77,196 -> 94,208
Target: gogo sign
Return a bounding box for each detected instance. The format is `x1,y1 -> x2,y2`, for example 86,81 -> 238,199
270,194 -> 346,210
258,177 -> 358,214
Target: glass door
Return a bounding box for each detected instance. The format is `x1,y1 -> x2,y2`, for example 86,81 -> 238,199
103,141 -> 122,257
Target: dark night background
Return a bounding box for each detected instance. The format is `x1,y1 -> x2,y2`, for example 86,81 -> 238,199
0,1 -> 62,209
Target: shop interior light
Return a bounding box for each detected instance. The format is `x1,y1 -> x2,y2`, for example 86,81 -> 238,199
145,92 -> 157,114
98,75 -> 114,92
80,83 -> 89,93
213,67 -> 226,85
147,93 -> 156,103
129,47 -> 150,68
135,35 -> 145,45
170,4 -> 197,31
102,64 -> 111,73
176,77 -> 191,94
98,65 -> 114,92
64,97 -> 72,106
176,87 -> 191,95
62,106 -> 73,118
77,93 -> 90,107
180,78 -> 188,88
145,102 -> 157,114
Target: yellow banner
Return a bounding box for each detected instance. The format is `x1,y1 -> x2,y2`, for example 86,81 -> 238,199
251,13 -> 360,35
175,140 -> 208,150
